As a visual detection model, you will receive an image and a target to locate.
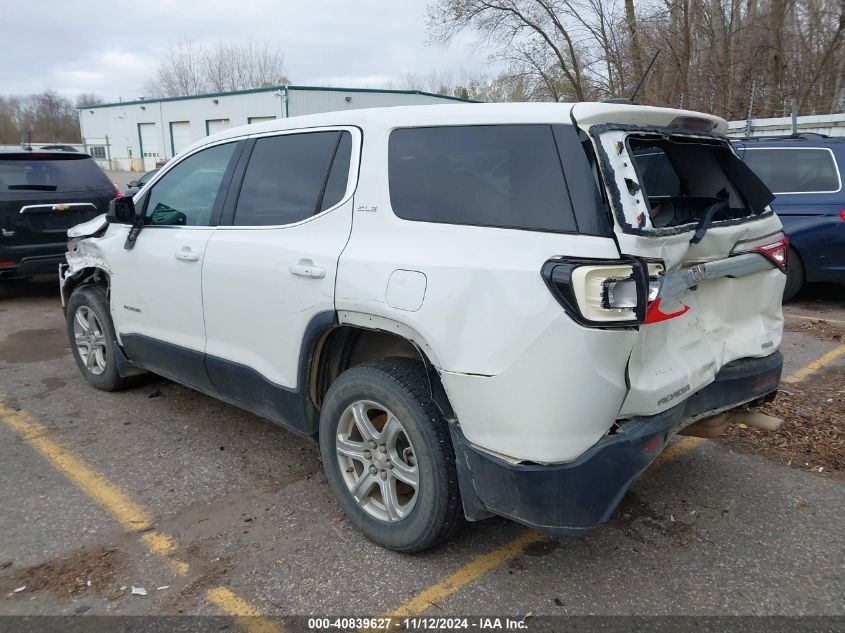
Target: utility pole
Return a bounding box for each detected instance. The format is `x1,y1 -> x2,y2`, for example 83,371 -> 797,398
744,80 -> 757,137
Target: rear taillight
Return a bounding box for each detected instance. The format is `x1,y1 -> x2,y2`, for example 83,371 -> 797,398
731,232 -> 788,273
542,258 -> 657,328
115,190 -> 124,199
840,209 -> 845,222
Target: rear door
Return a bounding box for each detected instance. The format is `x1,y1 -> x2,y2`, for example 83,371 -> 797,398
572,103 -> 786,418
200,128 -> 358,432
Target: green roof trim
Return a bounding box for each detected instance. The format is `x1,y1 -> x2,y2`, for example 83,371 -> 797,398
80,85 -> 478,110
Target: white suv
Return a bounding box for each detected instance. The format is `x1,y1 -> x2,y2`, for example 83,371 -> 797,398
61,103 -> 786,551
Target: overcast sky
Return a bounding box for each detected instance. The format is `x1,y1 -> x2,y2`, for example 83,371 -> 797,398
3,0 -> 496,102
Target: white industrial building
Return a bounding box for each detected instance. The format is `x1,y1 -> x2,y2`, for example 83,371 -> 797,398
78,85 -> 471,171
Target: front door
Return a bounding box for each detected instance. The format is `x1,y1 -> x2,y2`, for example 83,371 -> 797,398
201,128 -> 357,431
109,140 -> 241,389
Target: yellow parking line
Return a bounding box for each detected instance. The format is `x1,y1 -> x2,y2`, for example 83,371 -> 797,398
785,313 -> 845,326
207,587 -> 285,633
0,402 -> 177,555
645,436 -> 704,475
384,530 -> 545,618
783,344 -> 845,383
0,400 -> 282,631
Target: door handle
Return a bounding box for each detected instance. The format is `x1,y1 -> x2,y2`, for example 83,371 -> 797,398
289,259 -> 326,279
174,247 -> 200,262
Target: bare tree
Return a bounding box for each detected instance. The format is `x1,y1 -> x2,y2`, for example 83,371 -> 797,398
427,0 -> 593,100
0,91 -> 80,144
143,39 -> 289,98
75,93 -> 104,108
427,0 -> 845,117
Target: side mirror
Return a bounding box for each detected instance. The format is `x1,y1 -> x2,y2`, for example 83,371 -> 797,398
106,196 -> 137,224
127,180 -> 140,188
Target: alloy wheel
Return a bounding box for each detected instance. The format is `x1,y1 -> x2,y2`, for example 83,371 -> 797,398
335,399 -> 419,522
73,306 -> 108,375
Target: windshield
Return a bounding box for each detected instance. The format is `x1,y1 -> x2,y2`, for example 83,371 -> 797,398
0,156 -> 113,193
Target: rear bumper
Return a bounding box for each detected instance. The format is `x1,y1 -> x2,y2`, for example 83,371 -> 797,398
450,351 -> 783,535
0,242 -> 67,278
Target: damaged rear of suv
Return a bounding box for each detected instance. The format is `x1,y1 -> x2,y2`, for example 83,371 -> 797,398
61,102 -> 784,551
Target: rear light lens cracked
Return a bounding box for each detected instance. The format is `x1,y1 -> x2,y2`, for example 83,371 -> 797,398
542,258 -> 662,328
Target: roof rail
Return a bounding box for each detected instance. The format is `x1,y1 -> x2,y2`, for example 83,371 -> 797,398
731,132 -> 830,141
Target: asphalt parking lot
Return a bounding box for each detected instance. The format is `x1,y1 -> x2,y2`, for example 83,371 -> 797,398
0,279 -> 843,629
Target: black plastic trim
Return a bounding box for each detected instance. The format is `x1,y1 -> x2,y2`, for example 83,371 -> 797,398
215,138 -> 253,227
552,124 -> 613,237
119,311 -> 336,437
450,351 -> 783,534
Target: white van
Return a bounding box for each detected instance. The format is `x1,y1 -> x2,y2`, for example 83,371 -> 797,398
61,103 -> 786,551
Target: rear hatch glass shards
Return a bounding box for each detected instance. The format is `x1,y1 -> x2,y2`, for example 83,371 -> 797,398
589,125 -> 774,237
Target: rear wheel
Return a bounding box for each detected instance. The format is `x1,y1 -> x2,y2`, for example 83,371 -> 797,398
319,358 -> 464,552
66,285 -> 133,391
783,247 -> 804,302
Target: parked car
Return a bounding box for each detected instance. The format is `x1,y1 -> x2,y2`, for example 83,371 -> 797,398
38,145 -> 80,152
0,150 -> 117,282
122,169 -> 159,197
732,134 -> 845,300
60,103 -> 786,551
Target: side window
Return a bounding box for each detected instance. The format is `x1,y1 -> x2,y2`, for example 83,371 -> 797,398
233,131 -> 350,226
388,125 -> 577,232
144,142 -> 237,226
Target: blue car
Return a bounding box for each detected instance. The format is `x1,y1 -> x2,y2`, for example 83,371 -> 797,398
732,135 -> 845,300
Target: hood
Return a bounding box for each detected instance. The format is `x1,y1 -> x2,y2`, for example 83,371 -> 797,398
67,213 -> 108,238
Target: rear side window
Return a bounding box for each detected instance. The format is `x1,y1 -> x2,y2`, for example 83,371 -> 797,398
741,148 -> 841,194
388,125 -> 576,232
234,131 -> 351,226
0,155 -> 112,193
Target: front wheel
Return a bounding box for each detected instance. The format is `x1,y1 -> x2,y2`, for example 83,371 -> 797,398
319,358 -> 464,552
66,285 -> 133,391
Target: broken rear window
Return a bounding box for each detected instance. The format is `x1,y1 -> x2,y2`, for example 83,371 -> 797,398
628,135 -> 773,230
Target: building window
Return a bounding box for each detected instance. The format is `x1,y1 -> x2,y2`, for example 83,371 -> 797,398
89,146 -> 107,159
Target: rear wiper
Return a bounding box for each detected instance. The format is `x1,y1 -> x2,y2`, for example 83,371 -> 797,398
8,184 -> 58,191
690,200 -> 729,244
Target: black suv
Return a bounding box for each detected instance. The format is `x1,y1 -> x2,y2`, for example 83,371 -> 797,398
0,150 -> 116,281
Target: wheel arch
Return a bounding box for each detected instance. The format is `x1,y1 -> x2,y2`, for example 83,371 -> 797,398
61,266 -> 111,308
307,316 -> 454,424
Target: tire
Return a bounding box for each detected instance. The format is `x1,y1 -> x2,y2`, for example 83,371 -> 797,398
66,285 -> 133,391
783,247 -> 804,302
319,357 -> 464,552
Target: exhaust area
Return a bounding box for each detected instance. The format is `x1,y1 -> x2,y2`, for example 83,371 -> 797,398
680,410 -> 784,438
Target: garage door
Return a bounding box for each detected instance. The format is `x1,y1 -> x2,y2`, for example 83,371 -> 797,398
170,121 -> 192,156
206,119 -> 230,136
248,116 -> 276,124
138,123 -> 160,171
